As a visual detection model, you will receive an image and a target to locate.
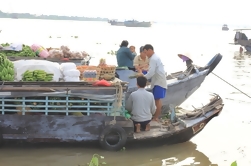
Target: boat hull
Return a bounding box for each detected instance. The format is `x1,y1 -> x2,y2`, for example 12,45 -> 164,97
222,27 -> 229,31
110,22 -> 124,26
124,22 -> 152,27
0,101 -> 223,149
0,115 -> 134,142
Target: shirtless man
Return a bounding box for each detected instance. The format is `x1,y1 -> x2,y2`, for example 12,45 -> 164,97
133,46 -> 149,75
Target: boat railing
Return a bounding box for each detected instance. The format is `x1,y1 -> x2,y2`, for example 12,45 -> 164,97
0,94 -> 126,116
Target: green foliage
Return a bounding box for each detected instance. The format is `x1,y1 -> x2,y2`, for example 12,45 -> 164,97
107,50 -> 117,56
78,154 -> 107,166
0,10 -> 108,21
231,161 -> 237,166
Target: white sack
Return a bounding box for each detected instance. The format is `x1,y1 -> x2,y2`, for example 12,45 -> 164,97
63,69 -> 80,77
61,63 -> 76,71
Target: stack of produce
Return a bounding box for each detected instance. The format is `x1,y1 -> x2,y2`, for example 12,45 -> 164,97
0,43 -> 36,57
22,70 -> 54,81
61,63 -> 80,82
0,53 -> 15,81
47,45 -> 89,59
98,58 -> 116,81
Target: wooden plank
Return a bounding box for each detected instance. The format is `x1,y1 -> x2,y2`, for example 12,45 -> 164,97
0,86 -> 127,91
0,81 -> 128,86
6,56 -> 84,63
0,87 -> 55,91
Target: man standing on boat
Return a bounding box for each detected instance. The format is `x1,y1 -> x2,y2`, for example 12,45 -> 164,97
126,76 -> 156,132
139,44 -> 167,121
133,46 -> 149,74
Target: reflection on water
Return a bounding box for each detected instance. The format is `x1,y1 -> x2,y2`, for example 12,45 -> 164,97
0,142 -> 216,166
0,19 -> 251,166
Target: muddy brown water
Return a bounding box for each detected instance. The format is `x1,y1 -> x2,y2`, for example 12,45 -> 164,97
1,19 -> 251,166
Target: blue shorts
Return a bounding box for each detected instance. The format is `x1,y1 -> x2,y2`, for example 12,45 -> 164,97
153,85 -> 166,100
142,71 -> 151,82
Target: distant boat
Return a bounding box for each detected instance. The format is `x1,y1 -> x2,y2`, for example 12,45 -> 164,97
124,20 -> 152,27
108,20 -> 124,26
229,28 -> 251,54
222,24 -> 229,31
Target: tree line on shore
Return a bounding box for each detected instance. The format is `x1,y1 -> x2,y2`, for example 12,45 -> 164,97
0,10 -> 108,21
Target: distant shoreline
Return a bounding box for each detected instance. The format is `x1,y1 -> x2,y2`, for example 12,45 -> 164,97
0,10 -> 108,22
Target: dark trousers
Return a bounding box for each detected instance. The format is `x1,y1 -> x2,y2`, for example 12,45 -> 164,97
132,120 -> 151,132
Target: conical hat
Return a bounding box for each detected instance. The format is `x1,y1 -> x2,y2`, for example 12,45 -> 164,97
177,52 -> 192,60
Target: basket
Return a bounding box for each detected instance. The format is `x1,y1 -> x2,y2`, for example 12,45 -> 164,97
99,65 -> 116,81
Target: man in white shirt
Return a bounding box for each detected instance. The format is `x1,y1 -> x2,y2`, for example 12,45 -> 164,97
139,44 -> 167,121
125,76 -> 156,132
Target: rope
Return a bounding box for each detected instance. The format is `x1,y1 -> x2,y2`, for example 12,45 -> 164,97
109,81 -> 123,125
212,72 -> 251,99
193,64 -> 251,99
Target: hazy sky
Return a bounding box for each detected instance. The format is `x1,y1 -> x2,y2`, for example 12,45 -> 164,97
0,0 -> 249,24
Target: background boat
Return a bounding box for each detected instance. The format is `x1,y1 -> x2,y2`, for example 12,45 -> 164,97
108,20 -> 124,26
124,20 -> 152,27
222,24 -> 229,31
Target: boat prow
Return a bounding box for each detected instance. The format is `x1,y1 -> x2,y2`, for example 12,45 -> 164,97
132,94 -> 223,144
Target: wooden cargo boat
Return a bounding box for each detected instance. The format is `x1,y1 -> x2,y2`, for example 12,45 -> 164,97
0,54 -> 223,151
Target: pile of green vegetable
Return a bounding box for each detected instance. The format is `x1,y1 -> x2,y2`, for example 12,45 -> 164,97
22,70 -> 54,81
0,53 -> 15,81
0,43 -> 36,57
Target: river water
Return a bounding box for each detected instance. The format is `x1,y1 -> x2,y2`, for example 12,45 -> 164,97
0,19 -> 251,166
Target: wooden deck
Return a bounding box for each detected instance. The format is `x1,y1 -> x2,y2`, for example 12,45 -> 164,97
0,81 -> 128,91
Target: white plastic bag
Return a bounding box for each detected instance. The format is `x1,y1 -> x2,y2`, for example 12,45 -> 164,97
61,63 -> 76,71
63,69 -> 80,77
2,43 -> 23,51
